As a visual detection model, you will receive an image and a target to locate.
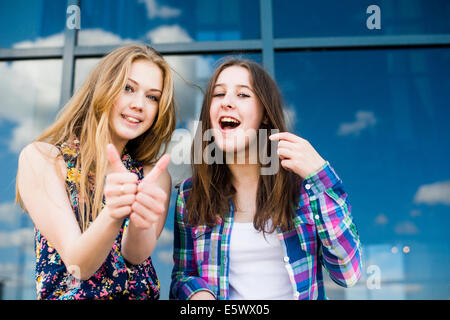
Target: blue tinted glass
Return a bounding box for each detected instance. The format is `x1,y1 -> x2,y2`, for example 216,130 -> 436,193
78,0 -> 260,45
0,0 -> 66,48
274,0 -> 450,38
0,60 -> 62,299
275,49 -> 450,299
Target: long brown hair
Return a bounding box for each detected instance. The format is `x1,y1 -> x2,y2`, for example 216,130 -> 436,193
186,58 -> 299,233
16,44 -> 176,231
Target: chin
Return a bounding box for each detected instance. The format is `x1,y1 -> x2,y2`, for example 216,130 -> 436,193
214,138 -> 248,154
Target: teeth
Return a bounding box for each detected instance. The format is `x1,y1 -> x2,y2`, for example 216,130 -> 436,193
221,117 -> 240,124
124,115 -> 140,123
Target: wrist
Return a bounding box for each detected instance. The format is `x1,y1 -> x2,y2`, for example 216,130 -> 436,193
302,159 -> 327,180
122,218 -> 157,264
100,206 -> 126,227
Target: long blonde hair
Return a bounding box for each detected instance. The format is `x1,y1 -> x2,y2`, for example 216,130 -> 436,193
16,44 -> 176,231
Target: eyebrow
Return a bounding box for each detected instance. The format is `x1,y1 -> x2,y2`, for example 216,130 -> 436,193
214,83 -> 253,91
128,77 -> 162,93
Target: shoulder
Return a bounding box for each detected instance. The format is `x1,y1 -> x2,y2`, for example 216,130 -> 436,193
178,177 -> 193,191
173,177 -> 193,222
19,141 -> 62,166
177,177 -> 193,201
18,142 -> 66,177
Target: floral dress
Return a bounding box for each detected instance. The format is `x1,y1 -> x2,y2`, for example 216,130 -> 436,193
34,138 -> 160,299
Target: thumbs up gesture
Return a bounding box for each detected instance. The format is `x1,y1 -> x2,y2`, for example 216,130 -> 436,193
130,153 -> 171,229
104,143 -> 170,229
104,144 -> 139,220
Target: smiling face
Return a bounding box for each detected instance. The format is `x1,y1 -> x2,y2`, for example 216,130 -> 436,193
209,65 -> 265,154
109,58 -> 163,151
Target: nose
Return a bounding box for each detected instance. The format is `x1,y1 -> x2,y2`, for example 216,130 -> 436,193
221,93 -> 236,109
131,93 -> 145,111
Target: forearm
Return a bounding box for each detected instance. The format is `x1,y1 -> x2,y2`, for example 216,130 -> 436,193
303,163 -> 362,286
66,207 -> 124,280
121,220 -> 157,265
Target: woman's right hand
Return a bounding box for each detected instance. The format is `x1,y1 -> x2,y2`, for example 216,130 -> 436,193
104,144 -> 138,220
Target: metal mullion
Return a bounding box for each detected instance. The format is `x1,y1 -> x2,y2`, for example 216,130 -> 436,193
260,0 -> 275,76
59,0 -> 79,108
274,34 -> 450,51
0,47 -> 63,61
73,40 -> 263,58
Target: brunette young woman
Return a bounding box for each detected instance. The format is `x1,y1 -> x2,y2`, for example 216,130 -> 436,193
170,58 -> 362,300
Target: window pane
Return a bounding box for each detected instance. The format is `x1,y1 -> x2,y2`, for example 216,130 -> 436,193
275,49 -> 450,299
0,59 -> 62,299
78,0 -> 260,46
0,0 -> 66,48
274,0 -> 450,38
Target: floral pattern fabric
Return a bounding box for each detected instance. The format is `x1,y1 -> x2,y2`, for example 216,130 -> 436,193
34,138 -> 160,300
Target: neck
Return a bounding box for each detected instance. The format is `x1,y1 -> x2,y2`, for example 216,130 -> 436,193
228,163 -> 259,221
228,163 -> 260,189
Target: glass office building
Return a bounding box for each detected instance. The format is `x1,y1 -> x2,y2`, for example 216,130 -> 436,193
0,0 -> 449,299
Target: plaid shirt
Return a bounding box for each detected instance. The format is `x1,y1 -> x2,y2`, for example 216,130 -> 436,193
170,162 -> 362,300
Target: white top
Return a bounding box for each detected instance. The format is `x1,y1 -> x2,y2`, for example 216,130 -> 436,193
229,221 -> 295,300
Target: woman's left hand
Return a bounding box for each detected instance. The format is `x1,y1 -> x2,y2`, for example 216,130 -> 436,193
269,132 -> 326,179
129,155 -> 171,229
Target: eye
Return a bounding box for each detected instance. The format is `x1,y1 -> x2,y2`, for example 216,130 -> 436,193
124,84 -> 134,93
147,95 -> 159,102
213,92 -> 225,97
238,93 -> 250,98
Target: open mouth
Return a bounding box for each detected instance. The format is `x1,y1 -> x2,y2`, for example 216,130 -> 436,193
122,114 -> 142,124
219,116 -> 241,130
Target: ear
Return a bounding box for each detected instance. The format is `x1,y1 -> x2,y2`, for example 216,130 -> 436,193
262,115 -> 269,125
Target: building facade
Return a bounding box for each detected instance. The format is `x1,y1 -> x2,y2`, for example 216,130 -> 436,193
0,0 -> 449,299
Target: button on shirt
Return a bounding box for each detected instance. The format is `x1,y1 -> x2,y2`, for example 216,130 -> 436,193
170,162 -> 362,300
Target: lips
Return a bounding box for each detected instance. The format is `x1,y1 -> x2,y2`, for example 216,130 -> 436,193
219,116 -> 241,130
121,113 -> 142,124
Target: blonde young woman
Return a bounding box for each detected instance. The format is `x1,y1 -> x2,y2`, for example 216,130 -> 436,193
16,44 -> 176,299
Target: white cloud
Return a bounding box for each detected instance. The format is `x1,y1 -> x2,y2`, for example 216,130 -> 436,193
157,228 -> 174,247
157,249 -> 173,264
0,201 -> 23,226
0,261 -> 35,293
394,221 -> 419,235
146,24 -> 193,44
0,59 -> 61,153
13,33 -> 64,48
414,180 -> 450,206
138,0 -> 182,19
374,213 -> 388,225
337,110 -> 377,136
409,209 -> 421,217
0,228 -> 34,248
